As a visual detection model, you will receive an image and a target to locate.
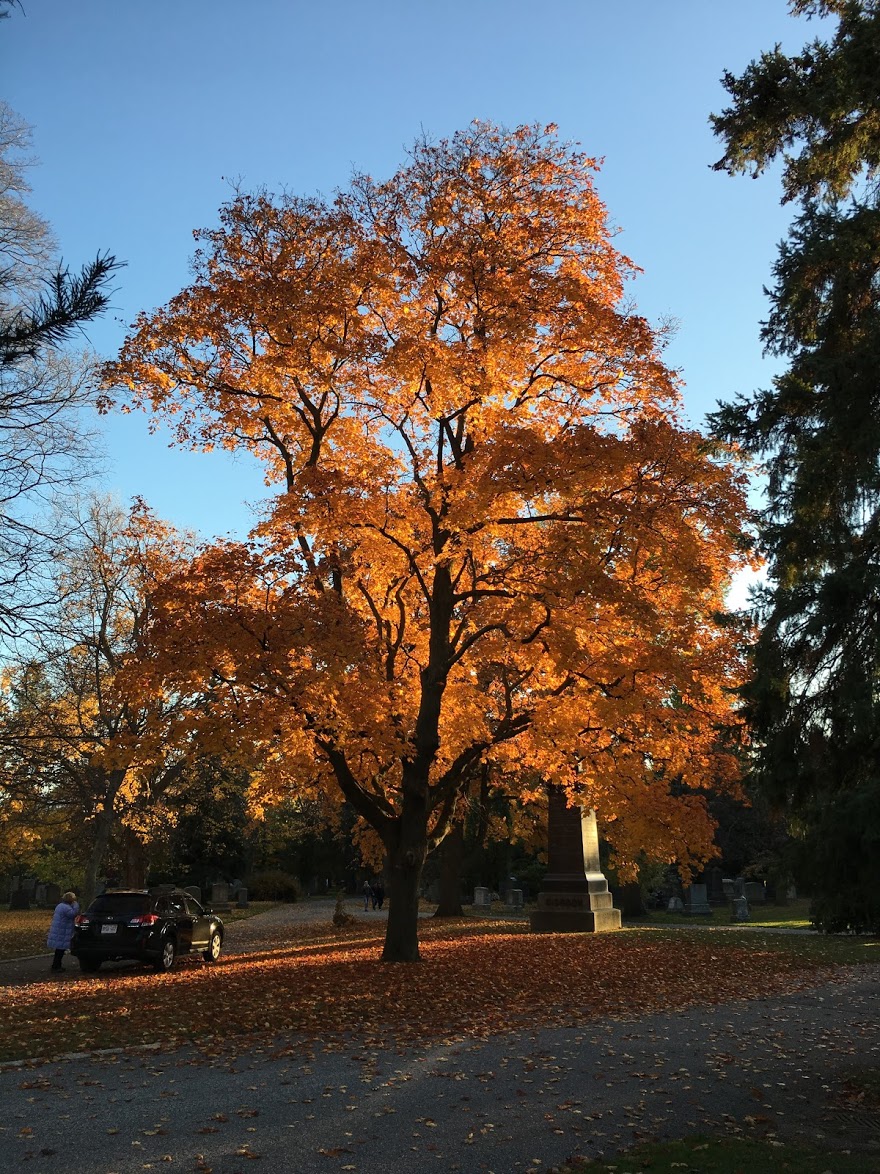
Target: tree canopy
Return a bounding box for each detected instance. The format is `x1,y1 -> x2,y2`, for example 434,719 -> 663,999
106,122 -> 753,960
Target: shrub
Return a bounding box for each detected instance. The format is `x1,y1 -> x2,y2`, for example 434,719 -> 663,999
247,869 -> 301,902
800,781 -> 880,935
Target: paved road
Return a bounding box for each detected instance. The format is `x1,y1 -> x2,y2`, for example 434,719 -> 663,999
2,901 -> 878,1172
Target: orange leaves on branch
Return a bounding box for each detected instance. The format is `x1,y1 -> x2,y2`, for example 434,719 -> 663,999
104,122 -> 756,922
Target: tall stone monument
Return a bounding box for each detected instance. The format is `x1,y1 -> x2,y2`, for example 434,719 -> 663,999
530,787 -> 621,933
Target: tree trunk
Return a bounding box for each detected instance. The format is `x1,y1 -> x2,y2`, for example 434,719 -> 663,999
433,821 -> 464,917
82,803 -> 114,907
381,789 -> 428,962
120,826 -> 149,888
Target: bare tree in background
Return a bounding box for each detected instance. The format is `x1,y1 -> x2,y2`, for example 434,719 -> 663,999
0,101 -> 120,638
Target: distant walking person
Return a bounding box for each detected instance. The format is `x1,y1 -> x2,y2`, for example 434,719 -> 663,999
362,880 -> 373,912
47,891 -> 79,972
373,879 -> 385,910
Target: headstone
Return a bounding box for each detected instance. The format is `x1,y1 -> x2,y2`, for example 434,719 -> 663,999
530,790 -> 621,933
8,890 -> 30,910
35,883 -> 47,907
786,884 -> 798,901
722,877 -> 736,899
237,887 -> 249,908
211,882 -> 231,911
708,867 -> 725,905
667,896 -> 685,913
744,881 -> 766,904
45,883 -> 61,908
184,886 -> 202,903
505,889 -> 524,911
473,886 -> 491,908
732,877 -> 746,899
684,883 -> 712,916
731,895 -> 750,921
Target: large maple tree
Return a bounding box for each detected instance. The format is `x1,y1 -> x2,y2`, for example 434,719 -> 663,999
105,123 -> 752,961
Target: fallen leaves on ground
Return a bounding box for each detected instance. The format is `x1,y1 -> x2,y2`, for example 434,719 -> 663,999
0,909 -> 49,960
0,920 -> 844,1065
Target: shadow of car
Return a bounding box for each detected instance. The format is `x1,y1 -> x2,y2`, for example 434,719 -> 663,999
71,889 -> 224,975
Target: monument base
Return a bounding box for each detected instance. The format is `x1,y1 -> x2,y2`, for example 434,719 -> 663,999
529,880 -> 621,934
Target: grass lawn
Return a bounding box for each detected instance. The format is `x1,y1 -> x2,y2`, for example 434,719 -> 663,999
0,902 -> 283,961
0,916 -> 876,1064
555,1135 -> 878,1173
641,897 -> 814,930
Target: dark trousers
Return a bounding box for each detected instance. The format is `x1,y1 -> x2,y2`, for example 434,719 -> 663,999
51,948 -> 66,970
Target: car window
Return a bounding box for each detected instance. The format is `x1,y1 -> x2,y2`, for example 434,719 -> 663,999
169,897 -> 186,915
184,897 -> 204,917
89,893 -> 151,916
153,897 -> 172,915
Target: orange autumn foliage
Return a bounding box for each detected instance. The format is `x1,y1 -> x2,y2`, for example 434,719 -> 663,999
104,122 -> 754,960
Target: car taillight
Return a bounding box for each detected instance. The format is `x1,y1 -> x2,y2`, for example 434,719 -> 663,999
128,914 -> 160,927
74,914 -> 89,926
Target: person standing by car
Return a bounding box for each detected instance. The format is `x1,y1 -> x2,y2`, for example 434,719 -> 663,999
47,891 -> 79,972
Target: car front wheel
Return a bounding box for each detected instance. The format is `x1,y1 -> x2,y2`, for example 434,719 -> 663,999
154,938 -> 176,973
78,954 -> 102,973
203,930 -> 222,963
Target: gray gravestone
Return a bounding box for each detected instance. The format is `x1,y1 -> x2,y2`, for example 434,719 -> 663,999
184,886 -> 202,903
45,883 -> 61,907
744,881 -> 766,904
731,895 -> 750,921
237,887 -> 249,908
8,890 -> 30,910
505,889 -> 524,911
34,883 -> 47,907
530,790 -> 621,933
684,883 -> 712,916
473,886 -> 491,908
211,882 -> 231,911
667,896 -> 685,913
722,877 -> 735,899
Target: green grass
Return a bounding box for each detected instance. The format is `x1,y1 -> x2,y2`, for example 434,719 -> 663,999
642,898 -> 813,930
555,1135 -> 878,1173
633,922 -> 879,967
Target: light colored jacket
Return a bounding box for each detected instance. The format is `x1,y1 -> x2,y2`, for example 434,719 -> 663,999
47,900 -> 79,950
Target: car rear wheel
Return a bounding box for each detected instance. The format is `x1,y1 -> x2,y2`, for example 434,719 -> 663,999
203,930 -> 222,963
154,938 -> 176,973
78,954 -> 102,973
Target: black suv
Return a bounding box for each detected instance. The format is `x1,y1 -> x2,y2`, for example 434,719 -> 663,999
71,889 -> 224,974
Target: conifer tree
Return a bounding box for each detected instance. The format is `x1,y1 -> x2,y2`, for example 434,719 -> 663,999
711,0 -> 880,932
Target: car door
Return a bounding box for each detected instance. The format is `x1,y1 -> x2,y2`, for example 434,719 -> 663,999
186,897 -> 210,949
170,895 -> 194,954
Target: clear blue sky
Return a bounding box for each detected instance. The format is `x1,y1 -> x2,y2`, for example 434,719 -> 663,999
3,0 -> 815,541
